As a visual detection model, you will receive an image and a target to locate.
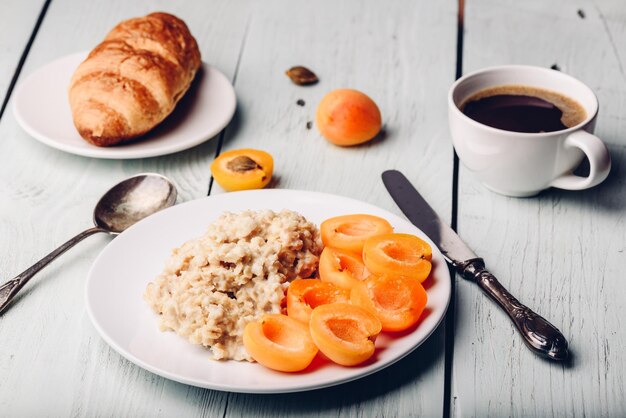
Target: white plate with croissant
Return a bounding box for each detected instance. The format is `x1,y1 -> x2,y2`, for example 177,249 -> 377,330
13,51 -> 235,159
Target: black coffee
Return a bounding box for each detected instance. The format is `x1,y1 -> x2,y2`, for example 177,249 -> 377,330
461,85 -> 586,133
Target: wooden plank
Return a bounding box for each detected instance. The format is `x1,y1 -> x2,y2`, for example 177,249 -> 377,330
452,0 -> 626,416
209,1 -> 458,416
0,0 -> 46,112
0,0 -> 250,416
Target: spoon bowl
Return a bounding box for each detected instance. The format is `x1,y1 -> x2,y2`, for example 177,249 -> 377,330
94,174 -> 177,234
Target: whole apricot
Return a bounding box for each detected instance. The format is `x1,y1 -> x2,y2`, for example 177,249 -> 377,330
316,89 -> 382,146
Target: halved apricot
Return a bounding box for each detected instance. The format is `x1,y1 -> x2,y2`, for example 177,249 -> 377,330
287,278 -> 350,323
320,214 -> 393,255
243,314 -> 318,372
309,303 -> 381,366
351,274 -> 428,332
210,148 -> 274,192
318,247 -> 369,290
362,233 -> 432,281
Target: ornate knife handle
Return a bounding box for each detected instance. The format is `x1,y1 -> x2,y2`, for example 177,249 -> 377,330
459,259 -> 569,361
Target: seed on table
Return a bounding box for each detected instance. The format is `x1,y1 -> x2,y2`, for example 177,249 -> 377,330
285,66 -> 319,85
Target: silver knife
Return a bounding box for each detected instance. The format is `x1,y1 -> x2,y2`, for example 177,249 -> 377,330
382,169 -> 569,361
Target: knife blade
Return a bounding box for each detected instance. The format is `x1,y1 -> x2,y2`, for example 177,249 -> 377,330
382,169 -> 569,361
382,170 -> 476,267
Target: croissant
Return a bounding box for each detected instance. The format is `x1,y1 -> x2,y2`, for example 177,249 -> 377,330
68,12 -> 201,146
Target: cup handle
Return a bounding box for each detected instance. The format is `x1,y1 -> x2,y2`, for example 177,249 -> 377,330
549,130 -> 611,190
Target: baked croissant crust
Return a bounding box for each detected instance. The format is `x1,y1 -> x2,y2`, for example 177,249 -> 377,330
68,12 -> 201,146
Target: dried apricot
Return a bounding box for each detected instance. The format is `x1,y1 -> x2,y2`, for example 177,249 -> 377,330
211,148 -> 273,191
351,274 -> 428,332
320,214 -> 393,255
316,89 -> 382,146
362,233 -> 432,281
309,303 -> 381,366
318,247 -> 369,290
287,278 -> 349,323
243,314 -> 318,372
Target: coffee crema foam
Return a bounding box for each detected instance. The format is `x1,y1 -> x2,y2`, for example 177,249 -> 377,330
461,85 -> 587,129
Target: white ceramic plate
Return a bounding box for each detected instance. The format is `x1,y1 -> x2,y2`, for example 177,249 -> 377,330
86,190 -> 451,393
12,52 -> 236,159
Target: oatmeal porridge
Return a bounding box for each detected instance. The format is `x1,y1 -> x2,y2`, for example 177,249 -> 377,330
144,209 -> 321,361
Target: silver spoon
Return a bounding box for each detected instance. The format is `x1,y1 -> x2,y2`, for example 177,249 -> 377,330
0,173 -> 177,314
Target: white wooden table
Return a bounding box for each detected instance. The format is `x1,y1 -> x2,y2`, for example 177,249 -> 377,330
1,1 -> 624,416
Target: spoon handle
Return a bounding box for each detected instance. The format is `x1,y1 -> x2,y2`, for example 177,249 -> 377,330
0,226 -> 105,315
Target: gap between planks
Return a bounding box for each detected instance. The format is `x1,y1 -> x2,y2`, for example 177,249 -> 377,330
443,0 -> 464,417
0,0 -> 52,124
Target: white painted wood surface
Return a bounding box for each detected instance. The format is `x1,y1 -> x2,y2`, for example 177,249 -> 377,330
6,0 -> 624,416
452,0 -> 626,416
0,0 -> 456,416
0,0 -> 45,106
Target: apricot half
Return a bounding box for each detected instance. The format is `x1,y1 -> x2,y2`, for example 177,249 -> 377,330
363,233 -> 432,282
316,89 -> 382,146
243,314 -> 318,372
351,274 -> 428,332
210,148 -> 273,191
318,247 -> 369,290
320,214 -> 393,255
309,303 -> 381,366
287,278 -> 349,323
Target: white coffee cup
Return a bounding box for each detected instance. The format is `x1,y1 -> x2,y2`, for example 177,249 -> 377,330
448,65 -> 611,197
